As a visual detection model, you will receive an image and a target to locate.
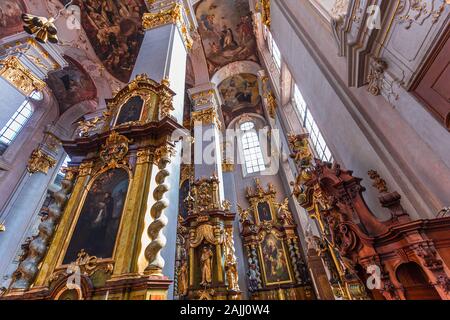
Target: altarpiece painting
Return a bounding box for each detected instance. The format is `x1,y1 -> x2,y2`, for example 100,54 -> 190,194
63,168 -> 129,264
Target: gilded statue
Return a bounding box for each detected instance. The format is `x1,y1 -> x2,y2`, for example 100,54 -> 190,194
178,260 -> 188,296
200,246 -> 213,286
277,198 -> 295,226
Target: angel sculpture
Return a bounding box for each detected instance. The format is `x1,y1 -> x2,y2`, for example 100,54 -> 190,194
277,197 -> 295,226
237,204 -> 251,223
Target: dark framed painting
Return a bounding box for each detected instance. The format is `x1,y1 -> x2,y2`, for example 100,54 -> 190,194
259,233 -> 293,286
63,168 -> 129,264
256,201 -> 273,223
115,96 -> 144,126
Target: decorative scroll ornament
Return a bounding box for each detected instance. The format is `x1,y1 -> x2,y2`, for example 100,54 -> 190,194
0,56 -> 46,95
72,249 -> 113,276
367,58 -> 387,96
396,0 -> 446,29
27,148 -> 57,175
99,131 -> 131,168
77,117 -> 101,137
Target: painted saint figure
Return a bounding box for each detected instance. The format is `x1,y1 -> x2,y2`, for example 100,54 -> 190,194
200,246 -> 213,286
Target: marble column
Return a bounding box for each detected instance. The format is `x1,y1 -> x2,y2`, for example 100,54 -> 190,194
188,84 -> 225,200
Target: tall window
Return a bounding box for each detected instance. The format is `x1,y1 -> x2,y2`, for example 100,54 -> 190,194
293,84 -> 333,162
240,121 -> 266,174
265,27 -> 282,70
0,90 -> 42,155
53,155 -> 71,186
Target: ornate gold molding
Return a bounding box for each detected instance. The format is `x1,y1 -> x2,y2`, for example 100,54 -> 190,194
27,148 -> 57,175
256,0 -> 271,28
142,3 -> 193,49
222,159 -> 235,173
191,107 -> 222,129
99,131 -> 132,169
0,56 -> 46,96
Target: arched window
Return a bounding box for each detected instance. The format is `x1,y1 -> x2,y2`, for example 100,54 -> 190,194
0,90 -> 42,155
240,121 -> 266,174
53,155 -> 71,186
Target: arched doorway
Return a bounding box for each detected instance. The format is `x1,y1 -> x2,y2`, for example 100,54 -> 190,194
396,262 -> 441,300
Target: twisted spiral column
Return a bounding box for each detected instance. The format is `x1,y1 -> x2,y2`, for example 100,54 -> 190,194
9,169 -> 77,290
144,146 -> 173,275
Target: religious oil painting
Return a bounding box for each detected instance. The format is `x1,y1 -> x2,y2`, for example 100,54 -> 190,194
256,201 -> 273,223
195,0 -> 259,75
260,233 -> 292,285
115,95 -> 144,126
64,0 -> 146,82
63,168 -> 129,264
218,73 -> 260,109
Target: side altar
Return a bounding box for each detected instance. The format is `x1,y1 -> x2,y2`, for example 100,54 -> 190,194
2,74 -> 184,300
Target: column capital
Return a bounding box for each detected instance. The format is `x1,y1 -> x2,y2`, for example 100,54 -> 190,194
143,1 -> 194,49
0,34 -> 66,95
188,83 -> 222,111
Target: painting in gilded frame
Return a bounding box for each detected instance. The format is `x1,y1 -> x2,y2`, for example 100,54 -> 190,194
114,95 -> 144,126
63,168 -> 129,264
259,233 -> 293,286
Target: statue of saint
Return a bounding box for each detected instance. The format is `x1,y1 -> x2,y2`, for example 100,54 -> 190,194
200,246 -> 213,286
178,260 -> 188,296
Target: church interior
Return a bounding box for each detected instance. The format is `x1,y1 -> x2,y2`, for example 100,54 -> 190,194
0,0 -> 449,301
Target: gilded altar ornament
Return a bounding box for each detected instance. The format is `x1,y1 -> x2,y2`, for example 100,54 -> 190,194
0,56 -> 46,96
27,148 -> 57,175
99,131 -> 132,168
264,90 -> 277,118
222,159 -> 235,172
191,107 -> 222,129
77,117 -> 101,137
0,222 -> 5,232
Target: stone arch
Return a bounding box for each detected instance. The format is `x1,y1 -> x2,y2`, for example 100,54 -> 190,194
211,61 -> 261,87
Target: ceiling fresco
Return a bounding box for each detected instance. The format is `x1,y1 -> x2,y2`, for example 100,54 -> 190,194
218,73 -> 260,108
195,0 -> 259,75
65,0 -> 146,83
47,56 -> 97,114
0,0 -> 26,39
218,73 -> 264,127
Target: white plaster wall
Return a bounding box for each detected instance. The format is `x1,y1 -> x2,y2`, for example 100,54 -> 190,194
270,0 -> 450,219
